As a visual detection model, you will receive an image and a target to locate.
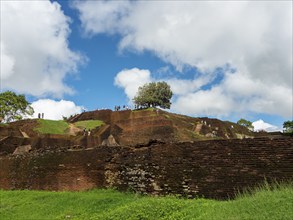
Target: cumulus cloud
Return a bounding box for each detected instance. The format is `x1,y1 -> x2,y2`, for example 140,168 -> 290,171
71,0 -> 131,36
1,42 -> 15,80
75,0 -> 292,118
114,68 -> 152,101
31,99 -> 83,120
1,1 -> 84,97
172,87 -> 234,117
252,120 -> 280,132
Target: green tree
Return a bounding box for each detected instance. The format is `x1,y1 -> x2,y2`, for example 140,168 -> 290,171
237,118 -> 254,131
133,81 -> 173,109
283,120 -> 293,134
0,91 -> 34,123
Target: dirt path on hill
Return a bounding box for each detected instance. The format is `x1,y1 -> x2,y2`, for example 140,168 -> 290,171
20,131 -> 29,138
68,124 -> 82,136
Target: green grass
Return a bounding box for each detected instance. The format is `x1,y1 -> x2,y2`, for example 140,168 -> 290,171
34,119 -> 69,135
74,120 -> 104,130
133,107 -> 156,112
1,183 -> 292,219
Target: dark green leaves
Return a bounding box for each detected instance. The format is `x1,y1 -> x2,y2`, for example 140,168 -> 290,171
283,120 -> 293,134
237,118 -> 254,131
133,82 -> 173,109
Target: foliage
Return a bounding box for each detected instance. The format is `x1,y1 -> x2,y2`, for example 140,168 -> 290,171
34,119 -> 69,135
237,118 -> 254,131
74,120 -> 104,130
283,120 -> 293,134
0,91 -> 34,123
133,81 -> 173,109
1,183 -> 292,220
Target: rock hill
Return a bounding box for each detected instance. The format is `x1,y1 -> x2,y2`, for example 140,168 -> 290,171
68,108 -> 255,144
0,108 -> 255,155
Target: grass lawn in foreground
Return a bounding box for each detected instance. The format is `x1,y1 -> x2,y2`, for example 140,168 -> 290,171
1,183 -> 292,219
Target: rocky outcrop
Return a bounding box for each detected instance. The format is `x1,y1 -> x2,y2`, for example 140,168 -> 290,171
101,135 -> 119,147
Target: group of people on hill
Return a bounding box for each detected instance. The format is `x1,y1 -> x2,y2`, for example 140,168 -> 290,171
37,113 -> 44,119
83,128 -> 91,136
113,105 -> 158,111
114,105 -> 130,111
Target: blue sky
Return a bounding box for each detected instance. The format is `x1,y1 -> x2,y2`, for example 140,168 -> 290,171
1,0 -> 292,131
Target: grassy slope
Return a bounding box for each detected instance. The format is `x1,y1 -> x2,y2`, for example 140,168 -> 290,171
34,119 -> 69,135
1,184 -> 292,220
74,120 -> 104,130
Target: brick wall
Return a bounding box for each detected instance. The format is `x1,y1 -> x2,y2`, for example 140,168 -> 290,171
0,137 -> 292,200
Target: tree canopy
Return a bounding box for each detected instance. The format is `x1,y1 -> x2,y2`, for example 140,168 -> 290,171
133,82 -> 173,109
237,118 -> 254,131
0,91 -> 34,123
283,120 -> 293,134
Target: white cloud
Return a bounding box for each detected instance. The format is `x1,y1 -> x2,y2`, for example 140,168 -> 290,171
252,119 -> 280,132
172,87 -> 234,117
166,75 -> 212,96
1,42 -> 15,80
31,99 -> 83,120
114,68 -> 152,101
72,0 -> 131,36
1,0 -> 84,97
75,1 -> 292,118
222,72 -> 292,117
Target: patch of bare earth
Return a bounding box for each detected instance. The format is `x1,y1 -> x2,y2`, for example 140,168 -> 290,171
68,124 -> 82,136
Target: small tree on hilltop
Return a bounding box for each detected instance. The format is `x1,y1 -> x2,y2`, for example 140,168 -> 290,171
237,118 -> 254,131
283,120 -> 293,134
133,81 -> 173,109
0,91 -> 34,123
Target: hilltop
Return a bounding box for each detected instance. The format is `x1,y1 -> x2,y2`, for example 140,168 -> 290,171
0,108 -> 257,155
66,108 -> 254,144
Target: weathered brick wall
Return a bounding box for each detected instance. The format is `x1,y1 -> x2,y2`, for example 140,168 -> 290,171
0,137 -> 292,199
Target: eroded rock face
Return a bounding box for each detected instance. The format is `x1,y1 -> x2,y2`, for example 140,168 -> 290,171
1,137 -> 292,200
